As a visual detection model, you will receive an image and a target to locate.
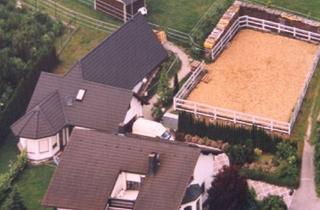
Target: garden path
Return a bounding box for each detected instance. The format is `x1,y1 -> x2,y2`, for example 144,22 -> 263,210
142,41 -> 191,120
290,116 -> 320,210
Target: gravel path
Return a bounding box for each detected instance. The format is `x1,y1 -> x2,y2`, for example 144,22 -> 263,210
142,41 -> 191,120
290,116 -> 320,210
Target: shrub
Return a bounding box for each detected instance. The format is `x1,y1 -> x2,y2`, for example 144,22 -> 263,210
178,112 -> 287,153
0,151 -> 27,203
1,187 -> 27,210
254,148 -> 263,157
260,195 -> 287,210
241,167 -> 299,188
227,140 -> 255,165
276,142 -> 297,160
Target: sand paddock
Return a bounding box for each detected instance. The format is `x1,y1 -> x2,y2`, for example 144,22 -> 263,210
188,29 -> 319,122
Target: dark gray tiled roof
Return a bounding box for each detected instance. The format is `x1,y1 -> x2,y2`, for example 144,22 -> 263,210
80,14 -> 168,90
11,14 -> 166,139
11,66 -> 133,139
11,91 -> 66,139
42,129 -> 201,210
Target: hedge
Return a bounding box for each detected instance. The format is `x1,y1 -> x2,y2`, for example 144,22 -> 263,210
0,151 -> 27,203
241,168 -> 299,189
0,49 -> 59,142
178,112 -> 285,153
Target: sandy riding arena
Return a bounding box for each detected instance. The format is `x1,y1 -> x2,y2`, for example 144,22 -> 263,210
188,29 -> 319,122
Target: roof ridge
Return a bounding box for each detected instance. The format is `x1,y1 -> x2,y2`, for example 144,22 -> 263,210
13,109 -> 37,137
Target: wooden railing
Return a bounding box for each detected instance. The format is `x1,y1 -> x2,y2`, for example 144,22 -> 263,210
174,16 -> 320,134
211,15 -> 320,60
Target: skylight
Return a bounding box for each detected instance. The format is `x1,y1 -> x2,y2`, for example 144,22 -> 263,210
76,89 -> 86,101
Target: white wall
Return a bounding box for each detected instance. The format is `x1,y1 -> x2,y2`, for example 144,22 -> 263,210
123,97 -> 143,124
20,127 -> 70,161
179,196 -> 202,210
20,134 -> 60,161
191,153 -> 215,193
132,81 -> 143,94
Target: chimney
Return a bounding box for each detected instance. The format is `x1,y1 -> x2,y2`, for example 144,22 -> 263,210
148,152 -> 160,176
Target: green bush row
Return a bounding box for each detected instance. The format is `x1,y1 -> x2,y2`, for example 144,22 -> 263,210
0,151 -> 27,203
241,167 -> 299,188
178,112 -> 286,153
315,138 -> 320,195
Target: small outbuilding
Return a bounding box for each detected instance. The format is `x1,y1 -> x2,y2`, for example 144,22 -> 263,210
94,0 -> 146,22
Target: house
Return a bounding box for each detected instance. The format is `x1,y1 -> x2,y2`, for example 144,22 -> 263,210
94,0 -> 146,22
42,129 -> 227,210
11,14 -> 168,162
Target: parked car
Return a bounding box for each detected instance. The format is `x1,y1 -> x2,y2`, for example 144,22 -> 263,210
132,118 -> 174,140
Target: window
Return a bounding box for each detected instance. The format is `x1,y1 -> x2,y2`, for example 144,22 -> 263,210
39,140 -> 49,153
184,206 -> 192,210
52,138 -> 58,149
76,89 -> 86,101
126,181 -> 141,191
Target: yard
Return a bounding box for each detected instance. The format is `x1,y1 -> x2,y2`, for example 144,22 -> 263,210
188,29 -> 319,122
1,0 -> 320,207
250,0 -> 320,20
146,0 -> 218,32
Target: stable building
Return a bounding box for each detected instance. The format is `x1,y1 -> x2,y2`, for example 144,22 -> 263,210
94,0 -> 146,22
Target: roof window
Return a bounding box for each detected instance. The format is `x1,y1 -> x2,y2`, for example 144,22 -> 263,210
76,89 -> 86,101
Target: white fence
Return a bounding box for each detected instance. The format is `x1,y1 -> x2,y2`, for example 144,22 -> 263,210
175,15 -> 320,134
174,64 -> 291,134
211,15 -> 320,60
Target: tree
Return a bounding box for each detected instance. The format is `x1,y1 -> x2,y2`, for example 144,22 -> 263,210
173,73 -> 179,95
157,72 -> 172,108
1,187 -> 27,210
207,166 -> 249,210
260,195 -> 287,210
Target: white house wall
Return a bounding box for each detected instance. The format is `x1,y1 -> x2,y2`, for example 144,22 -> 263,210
20,134 -> 60,161
20,127 -> 70,161
179,196 -> 202,210
192,153 -> 215,193
132,81 -> 143,93
123,97 -> 143,124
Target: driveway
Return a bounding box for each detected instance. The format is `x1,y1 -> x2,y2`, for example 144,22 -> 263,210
290,117 -> 320,210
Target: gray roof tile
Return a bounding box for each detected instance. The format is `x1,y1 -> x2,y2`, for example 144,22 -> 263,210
42,129 -> 201,210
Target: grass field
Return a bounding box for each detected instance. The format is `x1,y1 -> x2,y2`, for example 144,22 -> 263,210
249,0 -> 320,20
146,0 -> 217,32
54,28 -> 107,75
0,134 -> 19,174
15,165 -> 55,210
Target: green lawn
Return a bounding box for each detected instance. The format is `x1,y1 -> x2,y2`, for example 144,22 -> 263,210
249,0 -> 320,20
146,0 -> 217,32
54,0 -> 121,24
15,165 -> 55,210
54,28 -> 107,75
0,134 -> 19,174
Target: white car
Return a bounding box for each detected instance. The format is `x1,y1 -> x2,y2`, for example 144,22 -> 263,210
132,118 -> 173,140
